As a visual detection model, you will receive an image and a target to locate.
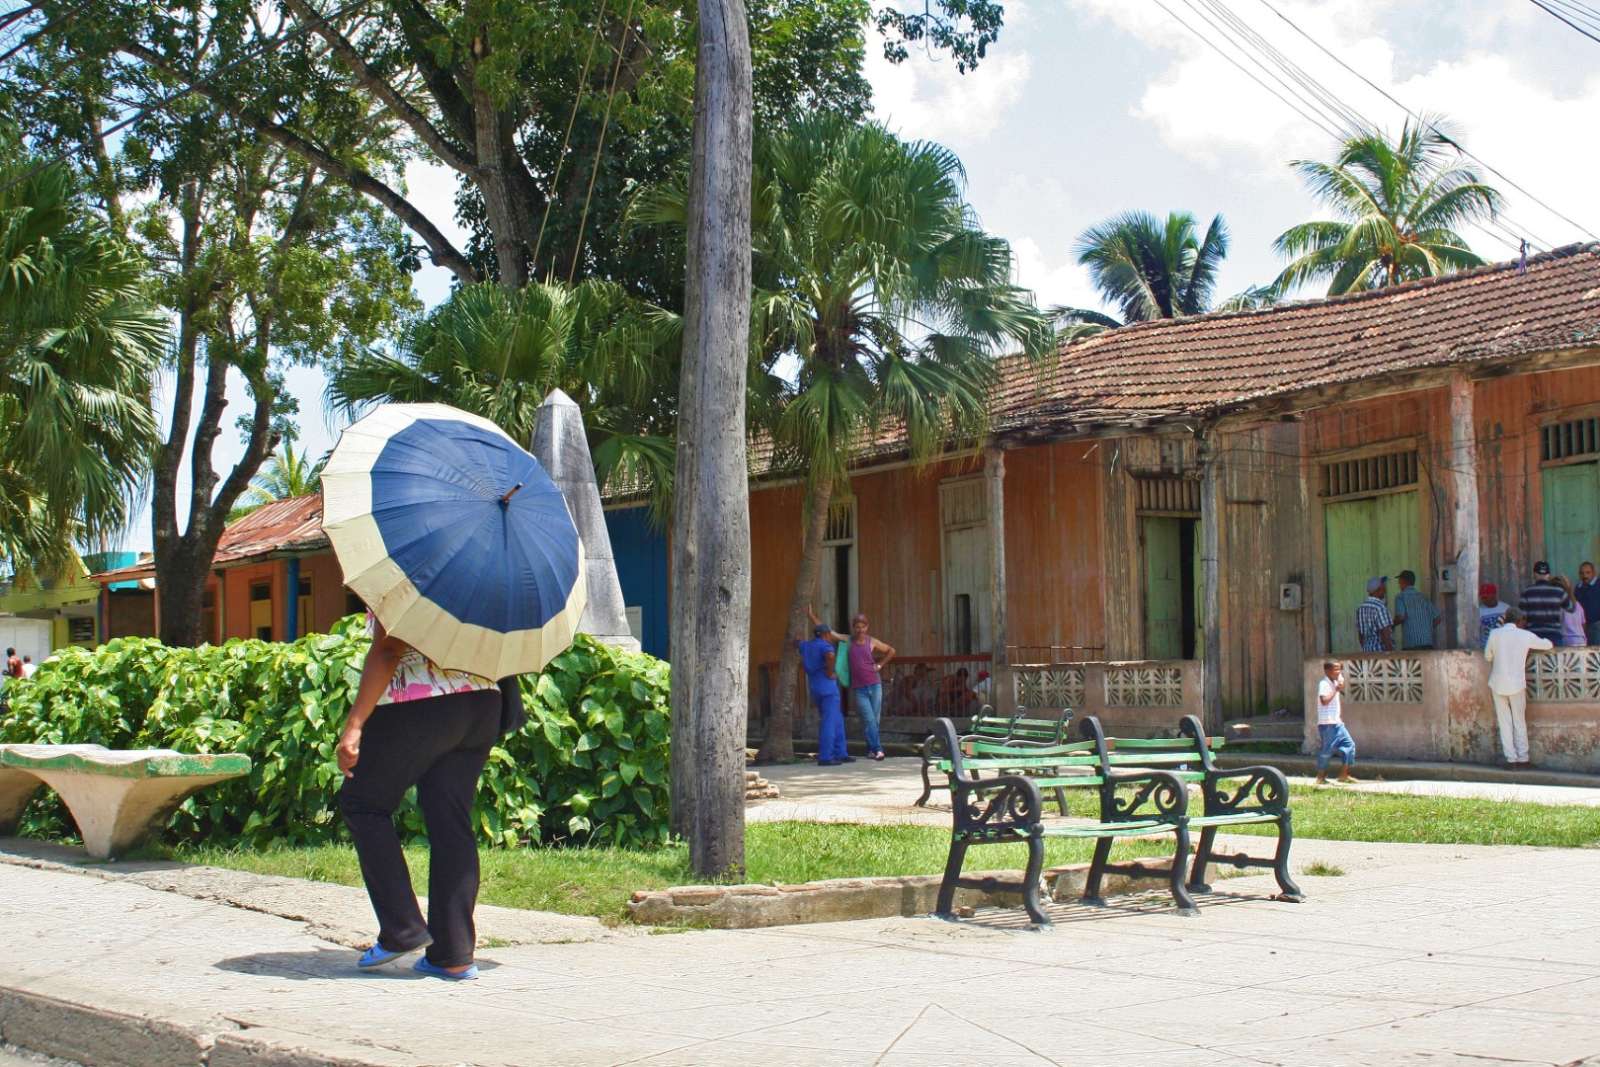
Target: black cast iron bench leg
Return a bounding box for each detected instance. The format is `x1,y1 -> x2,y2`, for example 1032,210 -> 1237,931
934,838 -> 968,918
1187,825 -> 1218,893
1082,837 -> 1114,906
1274,811 -> 1305,901
1021,833 -> 1050,926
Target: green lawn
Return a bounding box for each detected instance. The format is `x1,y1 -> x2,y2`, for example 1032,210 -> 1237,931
151,787 -> 1600,924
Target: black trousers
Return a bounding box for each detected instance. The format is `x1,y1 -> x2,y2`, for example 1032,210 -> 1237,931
338,687 -> 500,967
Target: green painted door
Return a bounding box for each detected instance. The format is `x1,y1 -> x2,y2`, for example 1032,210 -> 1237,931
1542,462 -> 1600,580
1324,491 -> 1419,652
1143,517 -> 1183,659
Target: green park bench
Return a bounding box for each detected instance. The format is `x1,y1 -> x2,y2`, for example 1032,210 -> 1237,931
915,705 -> 1073,808
929,714 -> 1302,926
0,744 -> 251,859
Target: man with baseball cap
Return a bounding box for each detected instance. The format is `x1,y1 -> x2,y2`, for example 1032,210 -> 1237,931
1477,583 -> 1510,649
1518,561 -> 1566,644
1355,576 -> 1394,652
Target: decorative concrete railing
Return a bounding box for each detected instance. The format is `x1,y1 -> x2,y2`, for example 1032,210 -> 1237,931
1303,650 -> 1600,773
1343,655 -> 1425,704
1526,647 -> 1600,702
1012,660 -> 1199,719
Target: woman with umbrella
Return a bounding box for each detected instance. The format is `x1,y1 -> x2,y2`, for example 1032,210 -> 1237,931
323,404 -> 586,981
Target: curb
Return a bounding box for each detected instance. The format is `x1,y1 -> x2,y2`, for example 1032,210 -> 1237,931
627,859 -> 1176,928
0,988 -> 411,1067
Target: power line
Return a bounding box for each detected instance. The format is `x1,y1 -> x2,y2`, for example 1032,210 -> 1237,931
1253,0 -> 1600,243
1529,0 -> 1600,43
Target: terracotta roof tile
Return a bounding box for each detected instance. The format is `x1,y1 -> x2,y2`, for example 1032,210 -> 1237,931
91,494 -> 327,583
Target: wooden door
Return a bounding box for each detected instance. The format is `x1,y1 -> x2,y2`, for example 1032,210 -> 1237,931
1542,462 -> 1600,580
940,478 -> 989,654
1142,516 -> 1183,660
1324,491 -> 1419,651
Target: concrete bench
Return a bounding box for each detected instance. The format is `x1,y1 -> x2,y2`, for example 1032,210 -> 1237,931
0,744 -> 251,859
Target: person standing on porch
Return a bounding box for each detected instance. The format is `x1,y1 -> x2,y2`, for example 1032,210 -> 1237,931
1356,577 -> 1395,652
1556,575 -> 1588,647
1314,660 -> 1356,785
1483,607 -> 1553,769
808,607 -> 896,761
1518,561 -> 1566,644
797,623 -> 852,767
1478,583 -> 1510,649
1575,562 -> 1600,646
1392,570 -> 1440,650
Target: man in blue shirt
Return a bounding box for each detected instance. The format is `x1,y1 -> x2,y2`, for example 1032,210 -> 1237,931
798,624 -> 852,767
1575,561 -> 1600,646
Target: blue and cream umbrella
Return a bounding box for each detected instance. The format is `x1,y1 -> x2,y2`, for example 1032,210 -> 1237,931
322,403 -> 586,679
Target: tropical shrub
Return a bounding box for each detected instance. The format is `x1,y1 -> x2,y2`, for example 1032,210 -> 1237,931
0,618 -> 671,849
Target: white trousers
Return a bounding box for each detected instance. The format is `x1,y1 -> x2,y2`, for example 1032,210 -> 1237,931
1491,689 -> 1529,763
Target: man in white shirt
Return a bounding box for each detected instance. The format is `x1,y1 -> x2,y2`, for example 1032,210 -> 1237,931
1314,660 -> 1356,785
1483,607 -> 1553,768
19,656 -> 36,679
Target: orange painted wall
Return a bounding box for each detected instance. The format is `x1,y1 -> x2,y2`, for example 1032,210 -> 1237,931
1002,441 -> 1106,652
222,561 -> 283,642
298,552 -> 353,634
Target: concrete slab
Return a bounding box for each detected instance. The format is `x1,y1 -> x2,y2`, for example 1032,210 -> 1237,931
5,843 -> 1600,1065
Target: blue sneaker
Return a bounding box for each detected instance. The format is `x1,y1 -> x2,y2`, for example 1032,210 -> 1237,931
358,941 -> 426,969
414,957 -> 478,981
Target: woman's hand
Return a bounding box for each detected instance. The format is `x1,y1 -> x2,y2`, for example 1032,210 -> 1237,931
338,724 -> 363,778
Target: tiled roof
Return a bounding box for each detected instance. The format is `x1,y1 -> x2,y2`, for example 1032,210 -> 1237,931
90,494 -> 328,583
991,241 -> 1600,436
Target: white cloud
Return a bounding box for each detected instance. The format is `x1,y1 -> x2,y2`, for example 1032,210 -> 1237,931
1064,0 -> 1600,250
1009,235 -> 1105,316
865,33 -> 1033,146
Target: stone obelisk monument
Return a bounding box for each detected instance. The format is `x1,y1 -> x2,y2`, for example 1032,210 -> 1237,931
531,389 -> 641,652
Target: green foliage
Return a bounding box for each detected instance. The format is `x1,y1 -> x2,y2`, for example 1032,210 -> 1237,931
0,621 -> 671,850
1070,210 -> 1230,325
0,151 -> 165,567
1273,115 -> 1501,295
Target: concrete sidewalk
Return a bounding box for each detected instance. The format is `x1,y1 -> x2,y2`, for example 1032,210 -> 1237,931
5,841 -> 1600,1066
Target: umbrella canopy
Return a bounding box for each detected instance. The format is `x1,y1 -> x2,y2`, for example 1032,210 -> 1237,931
322,403 -> 586,678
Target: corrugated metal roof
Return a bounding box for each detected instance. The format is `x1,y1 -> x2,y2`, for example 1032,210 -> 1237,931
91,494 -> 327,583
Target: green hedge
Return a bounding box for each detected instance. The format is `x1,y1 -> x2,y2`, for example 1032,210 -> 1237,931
0,617 -> 671,849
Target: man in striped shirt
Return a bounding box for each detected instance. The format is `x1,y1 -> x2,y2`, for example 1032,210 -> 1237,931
1355,576 -> 1395,652
1392,570 -> 1440,650
1518,561 -> 1567,644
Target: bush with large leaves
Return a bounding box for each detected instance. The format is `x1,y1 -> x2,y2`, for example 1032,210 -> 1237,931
0,619 -> 670,849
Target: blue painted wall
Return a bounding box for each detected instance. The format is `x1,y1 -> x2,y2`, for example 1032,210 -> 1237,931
605,505 -> 670,660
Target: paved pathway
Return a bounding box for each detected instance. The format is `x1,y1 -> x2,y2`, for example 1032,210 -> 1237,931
5,843 -> 1600,1066
752,756 -> 1600,827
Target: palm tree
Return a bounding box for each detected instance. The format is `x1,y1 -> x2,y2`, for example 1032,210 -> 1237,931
329,279 -> 681,518
227,436 -> 325,521
638,115 -> 1054,762
1060,211 -> 1230,333
1273,116 -> 1502,295
0,156 -> 164,566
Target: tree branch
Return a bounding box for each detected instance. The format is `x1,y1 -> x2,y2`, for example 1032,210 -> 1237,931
385,0 -> 478,143
121,41 -> 481,283
280,0 -> 478,175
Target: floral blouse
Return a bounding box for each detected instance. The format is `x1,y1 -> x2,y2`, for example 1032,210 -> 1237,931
367,612 -> 495,704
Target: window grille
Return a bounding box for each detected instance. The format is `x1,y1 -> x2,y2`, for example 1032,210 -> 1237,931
821,498 -> 856,546
1320,449 -> 1418,498
1540,416 -> 1600,464
939,478 -> 987,529
1135,476 -> 1200,514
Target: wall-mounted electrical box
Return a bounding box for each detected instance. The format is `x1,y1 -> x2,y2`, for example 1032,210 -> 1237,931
1438,565 -> 1457,594
1278,583 -> 1302,611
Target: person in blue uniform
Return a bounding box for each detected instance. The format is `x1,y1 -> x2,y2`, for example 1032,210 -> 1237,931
797,624 -> 853,766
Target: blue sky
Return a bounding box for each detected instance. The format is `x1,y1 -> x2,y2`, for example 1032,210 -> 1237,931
123,0 -> 1600,551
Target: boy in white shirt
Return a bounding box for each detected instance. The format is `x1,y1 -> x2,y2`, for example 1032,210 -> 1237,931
1314,660 -> 1356,785
1483,607 -> 1553,768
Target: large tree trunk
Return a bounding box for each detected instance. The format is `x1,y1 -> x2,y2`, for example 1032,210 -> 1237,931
755,479 -> 832,763
670,0 -> 752,878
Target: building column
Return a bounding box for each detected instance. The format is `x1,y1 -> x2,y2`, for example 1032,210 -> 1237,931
985,445 -> 1012,714
1449,371 -> 1481,650
284,558 -> 300,642
1199,428 -> 1223,732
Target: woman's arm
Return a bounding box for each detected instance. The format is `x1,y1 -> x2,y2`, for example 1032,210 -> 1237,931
338,624 -> 406,778
873,638 -> 896,671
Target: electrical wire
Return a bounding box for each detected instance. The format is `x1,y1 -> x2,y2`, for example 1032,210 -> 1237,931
1253,0 -> 1600,242
530,0 -> 609,274
567,0 -> 637,285
1528,0 -> 1600,44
